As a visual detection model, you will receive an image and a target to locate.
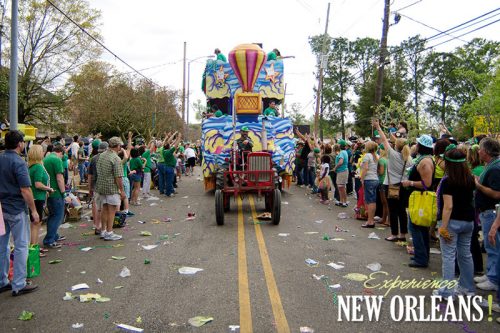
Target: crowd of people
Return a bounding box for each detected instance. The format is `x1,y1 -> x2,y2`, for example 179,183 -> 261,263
292,121 -> 500,313
0,130 -> 200,296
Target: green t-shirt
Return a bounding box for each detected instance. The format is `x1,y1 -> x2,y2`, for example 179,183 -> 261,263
472,165 -> 484,177
162,147 -> 177,167
142,150 -> 152,173
123,161 -> 128,177
157,147 -> 165,163
29,164 -> 49,201
378,157 -> 387,184
129,157 -> 143,172
43,153 -> 64,198
178,146 -> 185,153
263,107 -> 277,116
62,153 -> 69,169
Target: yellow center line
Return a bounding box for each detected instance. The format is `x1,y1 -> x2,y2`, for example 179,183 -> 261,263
249,195 -> 290,333
238,196 -> 253,333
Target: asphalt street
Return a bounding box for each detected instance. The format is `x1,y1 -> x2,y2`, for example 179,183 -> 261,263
0,167 -> 497,333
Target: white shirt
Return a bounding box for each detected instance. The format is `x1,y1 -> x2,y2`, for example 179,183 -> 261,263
70,142 -> 80,159
185,147 -> 196,159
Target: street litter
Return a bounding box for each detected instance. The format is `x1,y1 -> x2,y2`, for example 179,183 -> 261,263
138,221 -> 146,224
182,196 -> 189,199
115,323 -> 144,332
151,219 -> 161,224
305,258 -> 319,267
144,259 -> 151,264
282,201 -> 289,205
185,216 -> 196,221
81,232 -> 93,236
80,247 -> 93,252
149,203 -> 158,206
163,217 -> 172,222
430,248 -> 441,254
300,327 -> 314,333
141,244 -> 159,250
63,292 -> 74,301
256,212 -> 271,220
136,317 -> 142,324
343,273 -> 368,282
80,271 -> 86,274
140,231 -> 152,236
71,283 -> 90,291
304,232 -> 319,235
119,267 -> 131,278
407,246 -> 415,255
312,274 -> 325,280
229,325 -> 240,332
49,259 -> 62,264
329,284 -> 342,290
178,267 -> 204,275
366,262 -> 382,272
72,323 -> 84,329
368,232 -> 380,240
60,223 -> 73,229
18,311 -> 34,321
323,234 -> 330,240
114,286 -> 124,289
330,238 -> 345,241
79,293 -> 108,302
188,316 -> 213,327
146,196 -> 159,201
112,256 -> 127,260
337,213 -> 348,219
314,220 -> 324,224
327,262 -> 345,270
278,233 -> 290,237
376,227 -> 386,230
335,226 -> 348,232
97,278 -> 103,284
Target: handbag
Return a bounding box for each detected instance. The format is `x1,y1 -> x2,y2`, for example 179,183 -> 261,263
408,182 -> 437,227
387,161 -> 406,199
27,244 -> 40,278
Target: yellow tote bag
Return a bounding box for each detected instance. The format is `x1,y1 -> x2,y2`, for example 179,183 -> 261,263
408,190 -> 437,227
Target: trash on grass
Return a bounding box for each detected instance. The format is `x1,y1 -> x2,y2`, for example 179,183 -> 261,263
141,244 -> 158,250
178,267 -> 203,275
343,273 -> 368,282
18,310 -> 34,321
188,316 -> 213,327
366,262 -> 382,272
368,232 -> 380,240
119,267 -> 131,278
71,283 -> 90,291
115,323 -> 144,332
305,258 -> 319,267
327,262 -> 345,270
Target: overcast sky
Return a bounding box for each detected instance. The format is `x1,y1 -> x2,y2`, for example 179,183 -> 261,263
88,0 -> 499,123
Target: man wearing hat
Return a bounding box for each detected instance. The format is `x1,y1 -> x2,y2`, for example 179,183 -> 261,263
333,139 -> 349,207
95,137 -> 126,241
236,126 -> 253,152
87,140 -> 107,235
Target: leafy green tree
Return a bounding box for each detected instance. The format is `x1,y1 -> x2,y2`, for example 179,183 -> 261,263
286,102 -> 307,125
350,37 -> 379,93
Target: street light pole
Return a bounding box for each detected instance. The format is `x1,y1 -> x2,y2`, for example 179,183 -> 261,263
9,0 -> 19,130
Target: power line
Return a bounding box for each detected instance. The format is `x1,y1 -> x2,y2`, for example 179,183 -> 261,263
46,0 -> 160,87
393,0 -> 422,12
398,13 -> 468,43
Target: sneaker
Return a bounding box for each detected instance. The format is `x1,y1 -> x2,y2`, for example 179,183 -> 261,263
100,231 -> 108,239
57,235 -> 66,241
46,242 -> 61,249
474,275 -> 489,283
167,194 -> 175,197
0,283 -> 12,293
476,280 -> 498,291
94,229 -> 101,236
341,203 -> 349,208
432,289 -> 455,300
104,232 -> 122,241
12,284 -> 38,296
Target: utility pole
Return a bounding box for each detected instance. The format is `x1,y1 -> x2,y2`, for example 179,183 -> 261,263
9,0 -> 19,130
374,0 -> 391,109
314,2 -> 330,137
181,41 -> 186,137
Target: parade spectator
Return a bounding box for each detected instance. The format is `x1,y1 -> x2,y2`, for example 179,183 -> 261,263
77,140 -> 87,184
69,135 -> 80,170
294,142 -> 305,186
377,145 -> 390,226
87,140 -> 105,235
120,132 -> 133,215
487,207 -> 500,319
184,143 -> 197,176
96,137 -> 126,241
0,131 -> 40,296
318,155 -> 331,204
474,137 -> 500,291
307,147 -> 320,192
28,144 -> 53,256
163,133 -> 182,197
129,148 -> 145,206
431,138 -> 452,240
402,134 -> 435,268
360,141 -> 379,228
397,121 -> 408,137
43,144 -> 67,249
434,144 -> 476,298
41,136 -> 50,152
468,144 -> 484,177
140,141 -> 154,197
325,144 -> 339,202
267,48 -> 281,60
333,139 -> 349,207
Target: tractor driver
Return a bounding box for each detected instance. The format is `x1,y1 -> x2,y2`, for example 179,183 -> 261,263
236,126 -> 253,152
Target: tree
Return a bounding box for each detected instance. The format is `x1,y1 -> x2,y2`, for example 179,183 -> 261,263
192,99 -> 208,121
2,0 -> 101,125
286,102 -> 307,124
350,37 -> 379,93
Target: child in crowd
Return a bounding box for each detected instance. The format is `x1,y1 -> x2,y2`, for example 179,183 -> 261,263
317,155 -> 332,204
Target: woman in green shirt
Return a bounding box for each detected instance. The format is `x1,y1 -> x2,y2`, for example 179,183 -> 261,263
129,148 -> 145,205
28,145 -> 54,256
377,145 -> 390,226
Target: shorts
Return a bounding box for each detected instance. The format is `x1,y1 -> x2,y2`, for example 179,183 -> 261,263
129,173 -> 142,183
95,193 -> 121,209
336,171 -> 348,186
363,180 -> 379,204
122,177 -> 130,199
187,157 -> 196,167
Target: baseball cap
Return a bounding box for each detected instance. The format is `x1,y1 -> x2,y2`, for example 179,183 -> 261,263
241,126 -> 249,132
108,136 -> 123,148
338,139 -> 347,147
214,110 -> 223,117
91,139 -> 101,149
416,135 -> 433,149
98,141 -> 109,152
313,147 -> 320,154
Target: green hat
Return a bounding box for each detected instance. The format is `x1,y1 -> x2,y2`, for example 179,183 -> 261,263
313,148 -> 320,154
241,126 -> 249,132
214,110 -> 223,117
91,139 -> 101,149
338,139 -> 347,147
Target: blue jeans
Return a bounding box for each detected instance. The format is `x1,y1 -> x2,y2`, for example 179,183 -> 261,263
363,180 -> 379,204
0,211 -> 29,292
408,218 -> 430,266
165,166 -> 175,195
157,163 -> 167,194
44,197 -> 65,245
78,163 -> 86,182
480,209 -> 499,284
438,219 -> 474,297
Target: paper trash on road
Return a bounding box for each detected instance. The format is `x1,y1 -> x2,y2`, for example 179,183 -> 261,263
72,323 -> 84,329
229,325 -> 240,332
111,256 -> 127,260
60,223 -> 73,229
366,262 -> 382,272
149,203 -> 158,206
49,259 -> 62,264
305,258 -> 319,267
329,284 -> 342,290
119,267 -> 131,278
337,213 -> 348,219
97,278 -> 103,284
368,232 -> 380,240
327,262 -> 345,270
141,244 -> 159,250
312,274 -> 325,280
343,273 -> 368,282
304,232 -> 319,235
188,316 -> 213,327
278,233 -> 290,237
63,292 -> 74,301
300,327 -> 314,333
314,220 -> 324,224
146,196 -> 159,201
140,231 -> 152,236
282,201 -> 289,205
115,323 -> 144,332
71,283 -> 90,291
80,247 -> 93,252
182,196 -> 189,199
178,267 -> 204,275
